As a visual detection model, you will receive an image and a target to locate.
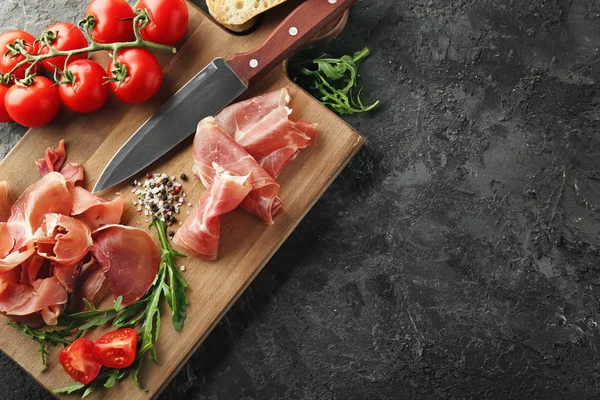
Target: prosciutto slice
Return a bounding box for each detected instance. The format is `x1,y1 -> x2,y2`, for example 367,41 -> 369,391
91,225 -> 159,306
193,117 -> 280,224
174,165 -> 251,260
36,139 -> 66,176
60,163 -> 85,185
36,140 -> 85,185
8,172 -> 72,248
34,214 -> 92,265
72,256 -> 107,309
70,186 -> 124,230
215,88 -> 318,178
0,181 -> 10,222
0,276 -> 68,326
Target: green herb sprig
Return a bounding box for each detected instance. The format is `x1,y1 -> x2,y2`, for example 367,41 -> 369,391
7,322 -> 75,367
10,220 -> 188,397
289,47 -> 379,115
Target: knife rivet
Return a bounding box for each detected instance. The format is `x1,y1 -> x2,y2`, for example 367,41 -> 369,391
328,0 -> 337,3
289,26 -> 299,36
249,59 -> 259,68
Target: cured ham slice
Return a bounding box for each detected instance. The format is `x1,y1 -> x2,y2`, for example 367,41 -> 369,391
70,186 -> 124,230
55,261 -> 82,293
0,181 -> 10,222
215,88 -> 318,178
0,242 -> 35,272
91,225 -> 159,306
60,163 -> 85,184
37,140 -> 84,185
0,276 -> 68,326
193,117 -> 280,224
0,224 -> 12,258
8,172 -> 72,248
34,214 -> 92,265
36,139 -> 66,175
20,254 -> 48,285
174,165 -> 251,260
73,256 -> 107,308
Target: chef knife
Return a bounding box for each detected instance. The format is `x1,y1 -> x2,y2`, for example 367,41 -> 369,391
93,0 -> 355,193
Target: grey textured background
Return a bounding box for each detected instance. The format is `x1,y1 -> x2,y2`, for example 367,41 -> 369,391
2,0 -> 600,399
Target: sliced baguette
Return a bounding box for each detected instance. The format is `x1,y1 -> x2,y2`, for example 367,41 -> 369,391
206,0 -> 287,32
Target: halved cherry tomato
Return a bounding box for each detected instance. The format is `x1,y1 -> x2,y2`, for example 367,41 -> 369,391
107,48 -> 162,104
39,22 -> 89,72
59,59 -> 109,114
85,0 -> 135,44
59,338 -> 102,384
135,0 -> 189,46
0,30 -> 39,79
0,84 -> 12,122
5,76 -> 61,127
93,328 -> 137,369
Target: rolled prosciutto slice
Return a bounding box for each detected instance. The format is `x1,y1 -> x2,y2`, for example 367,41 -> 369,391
91,225 -> 160,306
0,181 -> 10,222
215,88 -> 318,178
174,165 -> 251,260
37,140 -> 85,185
193,117 -> 280,224
36,139 -> 67,175
70,186 -> 124,230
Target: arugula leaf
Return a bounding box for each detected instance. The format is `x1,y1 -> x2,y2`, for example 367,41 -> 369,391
8,322 -> 73,366
53,382 -> 86,394
289,47 -> 379,115
153,218 -> 189,331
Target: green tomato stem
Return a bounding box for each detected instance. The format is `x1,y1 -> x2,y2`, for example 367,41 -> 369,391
5,11 -> 176,83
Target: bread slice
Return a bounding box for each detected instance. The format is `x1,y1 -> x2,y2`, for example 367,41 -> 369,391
207,0 -> 287,32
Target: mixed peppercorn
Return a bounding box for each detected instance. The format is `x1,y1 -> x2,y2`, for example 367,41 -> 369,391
131,173 -> 194,231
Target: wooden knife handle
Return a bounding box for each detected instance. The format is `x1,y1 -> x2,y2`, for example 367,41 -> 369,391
227,0 -> 356,87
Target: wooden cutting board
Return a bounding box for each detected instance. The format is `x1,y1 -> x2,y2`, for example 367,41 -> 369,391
0,1 -> 363,398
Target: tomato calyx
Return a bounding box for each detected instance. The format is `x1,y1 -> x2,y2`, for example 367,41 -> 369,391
79,15 -> 97,38
0,73 -> 12,86
134,9 -> 154,31
16,73 -> 37,87
58,68 -> 77,86
4,39 -> 32,59
37,30 -> 59,51
108,61 -> 128,85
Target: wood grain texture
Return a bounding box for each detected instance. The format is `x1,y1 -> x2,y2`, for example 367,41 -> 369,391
0,2 -> 363,399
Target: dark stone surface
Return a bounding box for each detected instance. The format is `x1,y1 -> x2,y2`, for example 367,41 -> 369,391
2,0 -> 600,399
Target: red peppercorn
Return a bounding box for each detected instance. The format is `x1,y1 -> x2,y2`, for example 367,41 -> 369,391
174,186 -> 182,193
146,173 -> 152,179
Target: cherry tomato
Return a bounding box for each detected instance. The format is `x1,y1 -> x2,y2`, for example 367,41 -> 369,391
135,0 -> 189,46
107,48 -> 162,104
0,84 -> 12,122
59,338 -> 102,384
5,76 -> 61,127
85,0 -> 135,44
0,30 -> 39,79
39,23 -> 89,72
93,328 -> 137,369
59,59 -> 109,114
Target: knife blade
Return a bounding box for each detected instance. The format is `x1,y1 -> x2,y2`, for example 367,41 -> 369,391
93,0 -> 356,193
